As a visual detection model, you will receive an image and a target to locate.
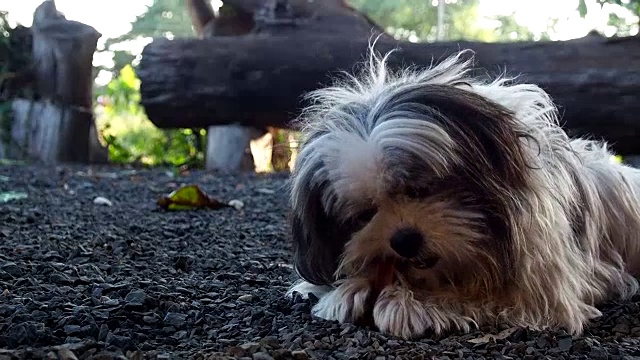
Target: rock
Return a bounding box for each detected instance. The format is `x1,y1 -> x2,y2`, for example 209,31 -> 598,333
124,289 -> 146,307
173,255 -> 193,272
1,262 -> 23,277
93,196 -> 113,206
260,336 -> 279,349
228,199 -> 244,210
105,333 -> 136,351
589,347 -> 609,360
49,273 -> 73,285
98,324 -> 109,342
163,312 -> 187,328
143,315 -> 158,324
240,342 -> 261,353
557,336 -> 572,352
63,325 -> 82,336
573,339 -> 594,353
252,352 -> 274,360
291,350 -> 309,360
57,347 -> 79,360
613,322 -> 630,333
238,294 -> 253,302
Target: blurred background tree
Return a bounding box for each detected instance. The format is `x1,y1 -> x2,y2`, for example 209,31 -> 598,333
94,0 -> 555,170
4,0 -> 635,170
578,0 -> 640,36
94,0 -> 206,167
349,0 -> 546,42
0,10 -> 32,149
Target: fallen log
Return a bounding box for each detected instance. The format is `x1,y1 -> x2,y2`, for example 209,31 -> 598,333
138,23 -> 640,154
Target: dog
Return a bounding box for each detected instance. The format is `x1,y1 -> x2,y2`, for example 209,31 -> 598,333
284,45 -> 640,340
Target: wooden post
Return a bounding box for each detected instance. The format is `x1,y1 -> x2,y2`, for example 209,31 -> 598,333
0,0 -> 106,164
187,0 -> 266,173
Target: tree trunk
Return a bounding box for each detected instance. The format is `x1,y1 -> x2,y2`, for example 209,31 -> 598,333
0,0 -> 105,164
138,32 -> 640,154
187,0 -> 261,173
0,99 -> 92,163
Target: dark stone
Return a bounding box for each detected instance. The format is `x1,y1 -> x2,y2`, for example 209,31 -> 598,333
63,325 -> 82,336
49,273 -> 73,285
589,347 -> 609,360
557,336 -> 572,352
105,333 -> 136,352
163,312 -> 187,328
1,262 -> 23,277
124,289 -> 147,307
173,255 -> 194,272
252,352 -> 275,360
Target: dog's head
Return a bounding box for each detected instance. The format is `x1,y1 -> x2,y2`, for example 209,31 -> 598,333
288,47 -> 558,298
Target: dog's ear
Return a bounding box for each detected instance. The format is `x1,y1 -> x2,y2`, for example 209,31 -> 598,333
290,182 -> 348,286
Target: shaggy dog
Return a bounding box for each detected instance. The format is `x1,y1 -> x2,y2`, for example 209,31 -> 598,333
284,46 -> 640,339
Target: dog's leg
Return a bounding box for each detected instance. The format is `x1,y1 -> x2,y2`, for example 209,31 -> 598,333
303,278 -> 371,323
285,279 -> 333,300
373,285 -> 479,339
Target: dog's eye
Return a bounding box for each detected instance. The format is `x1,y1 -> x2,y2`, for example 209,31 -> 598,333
406,187 -> 431,199
354,208 -> 377,224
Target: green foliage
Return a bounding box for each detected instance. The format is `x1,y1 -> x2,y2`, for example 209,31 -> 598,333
0,11 -> 33,144
102,64 -> 142,115
490,14 -> 553,41
104,0 -> 195,50
0,11 -> 32,99
93,0 -> 194,90
349,0 -> 542,42
578,0 -> 640,17
96,65 -> 205,167
578,0 -> 639,36
89,0 -> 206,169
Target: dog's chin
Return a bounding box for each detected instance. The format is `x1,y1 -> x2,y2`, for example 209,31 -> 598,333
367,255 -> 444,297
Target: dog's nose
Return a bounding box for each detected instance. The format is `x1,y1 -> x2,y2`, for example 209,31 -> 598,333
390,228 -> 423,258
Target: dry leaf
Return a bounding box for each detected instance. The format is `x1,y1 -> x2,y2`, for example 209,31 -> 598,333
467,326 -> 518,344
157,184 -> 231,211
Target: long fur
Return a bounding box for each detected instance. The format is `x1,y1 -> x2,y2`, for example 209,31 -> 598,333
285,44 -> 640,339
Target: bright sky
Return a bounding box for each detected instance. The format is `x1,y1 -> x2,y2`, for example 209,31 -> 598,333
2,0 -> 638,84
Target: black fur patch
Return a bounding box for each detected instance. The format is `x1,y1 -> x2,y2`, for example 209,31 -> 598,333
290,173 -> 351,285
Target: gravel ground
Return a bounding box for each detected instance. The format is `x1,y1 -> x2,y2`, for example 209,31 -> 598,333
2,163 -> 640,360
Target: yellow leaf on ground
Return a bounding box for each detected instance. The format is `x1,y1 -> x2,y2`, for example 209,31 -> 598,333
157,185 -> 231,211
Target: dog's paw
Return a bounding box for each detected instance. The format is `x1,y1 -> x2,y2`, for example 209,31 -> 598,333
373,286 -> 433,339
285,280 -> 332,300
373,286 -> 478,339
311,278 -> 370,323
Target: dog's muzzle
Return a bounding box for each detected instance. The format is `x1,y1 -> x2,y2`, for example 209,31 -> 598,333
390,227 -> 423,258
390,227 -> 441,269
